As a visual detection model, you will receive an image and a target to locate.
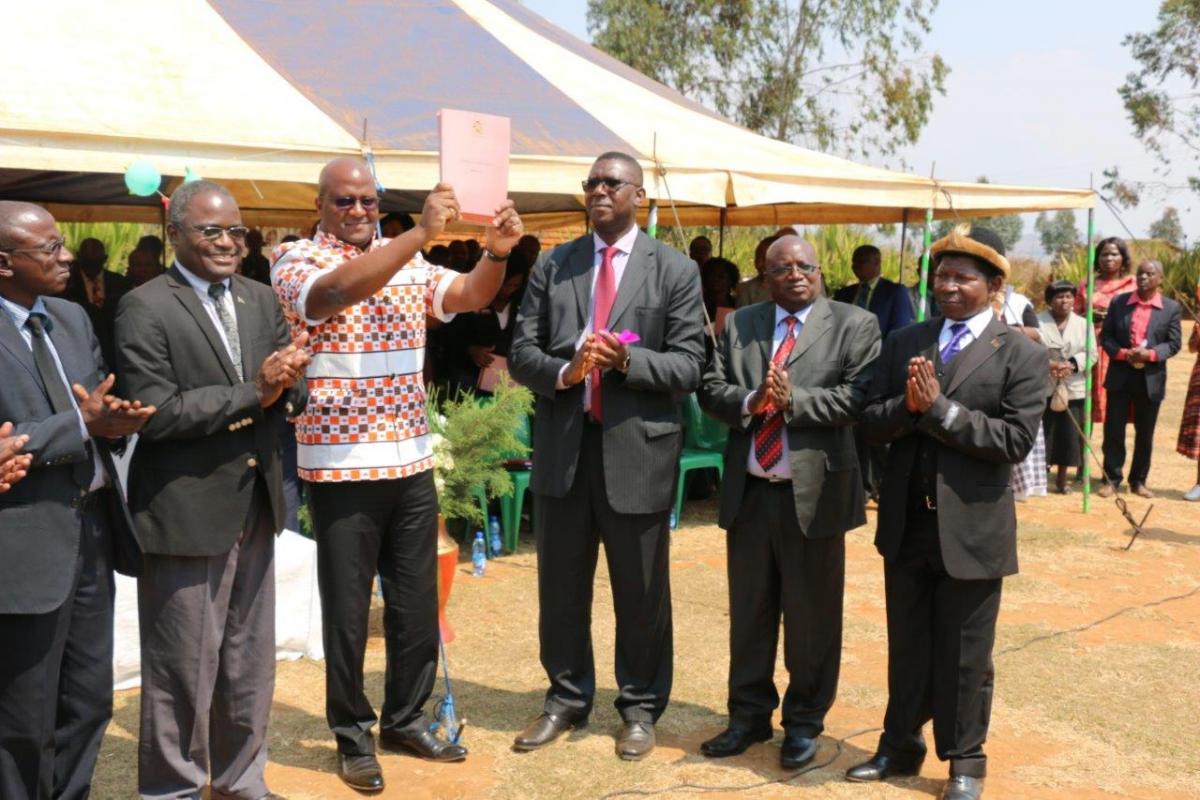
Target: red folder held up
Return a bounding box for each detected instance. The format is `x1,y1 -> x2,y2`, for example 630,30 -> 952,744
437,108 -> 511,225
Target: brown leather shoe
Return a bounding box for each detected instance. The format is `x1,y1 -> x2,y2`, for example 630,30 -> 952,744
1132,483 -> 1154,498
1096,483 -> 1116,498
513,712 -> 585,751
615,721 -> 655,760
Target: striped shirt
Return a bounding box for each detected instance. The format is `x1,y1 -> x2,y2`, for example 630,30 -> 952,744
271,230 -> 460,483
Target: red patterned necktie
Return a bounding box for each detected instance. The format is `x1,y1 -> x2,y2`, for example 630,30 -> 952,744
753,316 -> 799,471
589,245 -> 618,421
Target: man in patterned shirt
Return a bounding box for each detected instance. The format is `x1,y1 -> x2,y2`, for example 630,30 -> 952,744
272,157 -> 523,791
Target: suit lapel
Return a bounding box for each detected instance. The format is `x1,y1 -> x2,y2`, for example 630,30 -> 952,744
568,238 -> 594,330
45,303 -> 93,386
945,317 -> 1009,396
0,307 -> 38,383
607,232 -> 653,329
786,296 -> 832,367
168,266 -> 239,384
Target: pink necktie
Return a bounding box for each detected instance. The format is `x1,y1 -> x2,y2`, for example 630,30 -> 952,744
589,246 -> 618,421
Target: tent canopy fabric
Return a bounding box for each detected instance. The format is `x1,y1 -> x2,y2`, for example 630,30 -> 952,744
0,0 -> 1093,227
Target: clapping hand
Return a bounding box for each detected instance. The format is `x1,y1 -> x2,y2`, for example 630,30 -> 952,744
591,330 -> 630,372
749,362 -> 791,415
905,357 -> 940,414
72,374 -> 156,439
256,331 -> 311,408
563,336 -> 596,387
0,422 -> 31,493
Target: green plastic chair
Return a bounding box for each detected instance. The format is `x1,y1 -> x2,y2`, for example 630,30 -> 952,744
497,414 -> 533,552
672,394 -> 727,528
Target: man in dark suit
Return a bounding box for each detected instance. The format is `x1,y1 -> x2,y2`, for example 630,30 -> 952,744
1098,259 -> 1182,498
698,236 -> 880,768
834,244 -> 914,500
59,237 -> 133,369
0,201 -> 153,800
115,181 -> 308,800
509,152 -> 705,760
845,226 -> 1045,800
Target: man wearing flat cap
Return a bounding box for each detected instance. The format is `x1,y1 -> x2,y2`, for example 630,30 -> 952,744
845,226 -> 1045,800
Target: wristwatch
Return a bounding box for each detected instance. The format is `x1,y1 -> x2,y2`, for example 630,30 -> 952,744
484,247 -> 510,262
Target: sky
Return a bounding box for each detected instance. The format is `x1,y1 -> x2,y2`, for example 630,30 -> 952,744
516,0 -> 1193,255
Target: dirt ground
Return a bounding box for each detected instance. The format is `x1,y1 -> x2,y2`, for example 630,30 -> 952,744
95,332 -> 1200,799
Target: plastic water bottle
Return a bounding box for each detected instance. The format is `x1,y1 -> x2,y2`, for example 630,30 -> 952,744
488,515 -> 503,557
471,531 -> 487,577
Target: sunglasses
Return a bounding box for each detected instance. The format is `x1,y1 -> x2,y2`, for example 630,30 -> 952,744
331,196 -> 379,210
581,177 -> 640,193
764,263 -> 819,278
192,225 -> 250,241
0,238 -> 66,258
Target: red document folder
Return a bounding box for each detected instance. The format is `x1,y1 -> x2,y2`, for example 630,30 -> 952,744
437,108 -> 511,224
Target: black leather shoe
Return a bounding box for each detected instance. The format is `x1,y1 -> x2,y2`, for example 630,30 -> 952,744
845,752 -> 923,782
615,721 -> 655,760
700,726 -> 773,758
338,753 -> 384,792
779,734 -> 817,769
379,726 -> 467,762
513,712 -> 586,751
941,775 -> 984,799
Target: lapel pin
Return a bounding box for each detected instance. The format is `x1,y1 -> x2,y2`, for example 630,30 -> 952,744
990,337 -> 1000,349
236,296 -> 245,304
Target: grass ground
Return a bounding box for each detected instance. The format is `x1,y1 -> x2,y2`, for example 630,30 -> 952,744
94,326 -> 1200,799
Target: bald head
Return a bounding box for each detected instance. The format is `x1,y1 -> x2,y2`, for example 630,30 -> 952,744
0,201 -> 52,249
318,157 -> 373,197
766,235 -> 818,266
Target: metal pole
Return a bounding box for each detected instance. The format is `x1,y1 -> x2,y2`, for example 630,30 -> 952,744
898,209 -> 909,286
647,199 -> 658,239
718,208 -> 727,257
1082,205 -> 1096,512
917,207 -> 933,322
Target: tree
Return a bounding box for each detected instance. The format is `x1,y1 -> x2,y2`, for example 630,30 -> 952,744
1109,1 -> 1200,206
586,0 -> 948,161
932,177 -> 1024,251
1148,206 -> 1185,246
1035,210 -> 1081,260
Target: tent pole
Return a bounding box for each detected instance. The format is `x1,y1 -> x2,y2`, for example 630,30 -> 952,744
898,209 -> 909,286
1082,204 -> 1096,513
647,200 -> 659,239
917,207 -> 933,322
718,208 -> 727,257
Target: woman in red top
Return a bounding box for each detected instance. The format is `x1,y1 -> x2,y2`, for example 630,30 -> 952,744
1076,237 -> 1136,423
1177,287 -> 1200,501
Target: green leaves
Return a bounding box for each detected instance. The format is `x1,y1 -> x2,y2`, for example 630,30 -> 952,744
587,0 -> 947,160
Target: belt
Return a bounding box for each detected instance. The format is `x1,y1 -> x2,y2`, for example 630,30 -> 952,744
748,473 -> 792,485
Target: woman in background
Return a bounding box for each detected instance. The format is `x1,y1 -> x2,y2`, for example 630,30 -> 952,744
1039,280 -> 1095,494
1076,237 -> 1136,423
1176,287 -> 1200,501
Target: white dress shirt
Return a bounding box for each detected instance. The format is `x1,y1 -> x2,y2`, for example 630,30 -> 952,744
556,225 -> 640,409
744,302 -> 815,479
938,307 -> 994,355
0,295 -> 106,490
174,260 -> 240,368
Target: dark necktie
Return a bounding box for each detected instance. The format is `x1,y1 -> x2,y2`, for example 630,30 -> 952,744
589,246 -> 618,422
856,282 -> 870,309
207,282 -> 244,381
753,316 -> 799,471
940,322 -> 970,364
26,312 -> 94,487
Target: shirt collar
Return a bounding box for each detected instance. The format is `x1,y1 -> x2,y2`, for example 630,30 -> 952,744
593,225 -> 639,256
313,228 -> 388,255
0,294 -> 46,328
173,260 -> 231,294
774,301 -> 814,328
943,307 -> 994,340
1130,291 -> 1163,309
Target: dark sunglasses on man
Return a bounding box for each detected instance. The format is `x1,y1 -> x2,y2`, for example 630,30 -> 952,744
581,177 -> 640,193
191,225 -> 250,242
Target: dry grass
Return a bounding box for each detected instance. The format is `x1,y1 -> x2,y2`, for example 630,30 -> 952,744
94,326 -> 1200,799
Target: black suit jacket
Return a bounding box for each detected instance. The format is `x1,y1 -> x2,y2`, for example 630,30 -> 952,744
114,267 -> 307,557
861,316 -> 1045,580
0,297 -> 136,613
60,268 -> 133,367
509,231 -> 705,514
1100,292 -> 1182,403
700,297 -> 880,535
832,277 -> 914,338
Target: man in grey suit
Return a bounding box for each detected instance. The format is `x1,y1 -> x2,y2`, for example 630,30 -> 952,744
846,226 -> 1045,800
0,201 -> 154,800
698,236 -> 880,769
115,181 -> 308,800
509,152 -> 705,760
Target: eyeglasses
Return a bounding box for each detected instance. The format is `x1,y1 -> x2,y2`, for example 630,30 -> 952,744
764,262 -> 819,278
581,177 -> 641,193
331,196 -> 379,210
191,225 -> 250,241
0,238 -> 66,258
